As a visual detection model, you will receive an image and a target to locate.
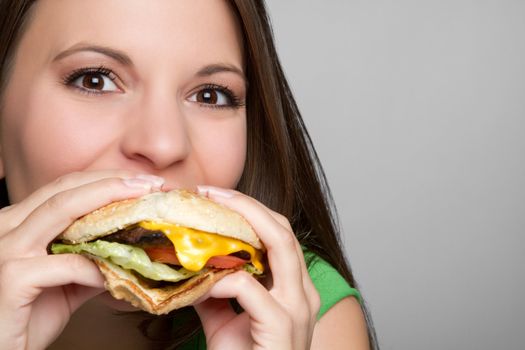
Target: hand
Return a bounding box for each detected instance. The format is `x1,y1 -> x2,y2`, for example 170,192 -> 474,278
0,171 -> 162,350
194,186 -> 321,350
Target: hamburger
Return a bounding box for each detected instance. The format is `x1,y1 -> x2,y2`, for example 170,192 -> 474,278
50,189 -> 264,315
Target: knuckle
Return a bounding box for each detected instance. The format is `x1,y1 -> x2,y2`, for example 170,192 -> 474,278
310,290 -> 321,314
274,212 -> 292,229
106,177 -> 127,190
44,191 -> 71,213
52,172 -> 79,189
280,230 -> 297,248
39,191 -> 79,229
62,254 -> 87,273
232,270 -> 253,288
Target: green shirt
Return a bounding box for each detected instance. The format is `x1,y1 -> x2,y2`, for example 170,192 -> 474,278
304,251 -> 362,319
181,252 -> 361,349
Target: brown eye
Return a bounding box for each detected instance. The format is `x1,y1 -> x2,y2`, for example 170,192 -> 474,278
189,86 -> 233,107
82,73 -> 105,90
68,68 -> 119,93
196,89 -> 218,104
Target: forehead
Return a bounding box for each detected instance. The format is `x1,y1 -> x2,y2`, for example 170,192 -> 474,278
18,0 -> 244,69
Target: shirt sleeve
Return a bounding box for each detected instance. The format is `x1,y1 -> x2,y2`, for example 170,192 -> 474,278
304,251 -> 363,320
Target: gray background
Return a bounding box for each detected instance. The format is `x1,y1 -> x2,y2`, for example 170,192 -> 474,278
265,1 -> 525,349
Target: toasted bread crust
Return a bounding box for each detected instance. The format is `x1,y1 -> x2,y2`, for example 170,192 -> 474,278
59,189 -> 262,249
92,256 -> 235,314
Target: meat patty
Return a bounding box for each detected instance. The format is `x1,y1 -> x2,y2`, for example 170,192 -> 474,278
103,225 -> 172,247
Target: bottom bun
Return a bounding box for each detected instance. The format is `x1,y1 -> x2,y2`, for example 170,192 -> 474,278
91,256 -> 235,315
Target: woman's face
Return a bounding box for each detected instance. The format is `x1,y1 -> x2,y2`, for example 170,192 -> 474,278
0,0 -> 247,203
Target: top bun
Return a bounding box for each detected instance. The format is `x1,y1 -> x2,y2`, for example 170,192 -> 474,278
58,189 -> 262,249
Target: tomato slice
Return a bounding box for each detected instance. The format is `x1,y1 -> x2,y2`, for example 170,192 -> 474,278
206,255 -> 247,269
144,247 -> 180,265
144,246 -> 248,269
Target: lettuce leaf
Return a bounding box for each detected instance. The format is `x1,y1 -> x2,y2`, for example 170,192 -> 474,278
243,262 -> 263,275
51,241 -> 197,282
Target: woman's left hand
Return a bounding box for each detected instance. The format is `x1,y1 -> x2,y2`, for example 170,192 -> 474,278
194,186 -> 321,350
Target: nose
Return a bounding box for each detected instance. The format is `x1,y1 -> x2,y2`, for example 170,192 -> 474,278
119,89 -> 191,170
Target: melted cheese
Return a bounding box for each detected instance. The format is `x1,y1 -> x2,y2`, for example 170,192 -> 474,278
138,221 -> 264,273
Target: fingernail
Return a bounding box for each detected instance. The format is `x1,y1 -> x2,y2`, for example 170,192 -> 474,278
122,175 -> 164,191
122,178 -> 154,190
135,174 -> 164,190
197,185 -> 234,198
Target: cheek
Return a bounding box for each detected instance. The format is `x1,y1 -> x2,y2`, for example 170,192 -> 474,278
1,84 -> 115,200
191,114 -> 247,188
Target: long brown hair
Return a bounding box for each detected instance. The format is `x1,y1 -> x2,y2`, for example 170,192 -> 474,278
0,0 -> 378,348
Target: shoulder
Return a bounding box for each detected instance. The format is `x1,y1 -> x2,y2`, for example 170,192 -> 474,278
304,251 -> 362,319
304,252 -> 370,349
311,297 -> 370,349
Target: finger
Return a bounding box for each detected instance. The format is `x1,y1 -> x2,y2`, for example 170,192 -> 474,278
248,205 -> 311,293
197,186 -> 304,295
199,187 -> 321,319
259,211 -> 320,321
264,208 -> 315,291
209,271 -> 295,349
0,170 -> 145,234
250,204 -> 320,316
300,252 -> 322,316
0,254 -> 104,308
194,299 -> 252,349
194,298 -> 237,338
8,176 -> 161,254
207,270 -> 289,330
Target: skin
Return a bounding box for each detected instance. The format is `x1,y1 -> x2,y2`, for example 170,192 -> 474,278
0,0 -> 369,349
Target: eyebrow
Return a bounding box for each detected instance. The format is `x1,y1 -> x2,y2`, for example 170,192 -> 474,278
196,64 -> 247,87
52,43 -> 247,86
52,43 -> 133,66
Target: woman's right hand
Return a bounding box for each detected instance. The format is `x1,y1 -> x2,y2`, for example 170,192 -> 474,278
0,171 -> 163,350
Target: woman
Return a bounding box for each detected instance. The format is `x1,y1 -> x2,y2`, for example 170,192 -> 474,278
0,0 -> 378,349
